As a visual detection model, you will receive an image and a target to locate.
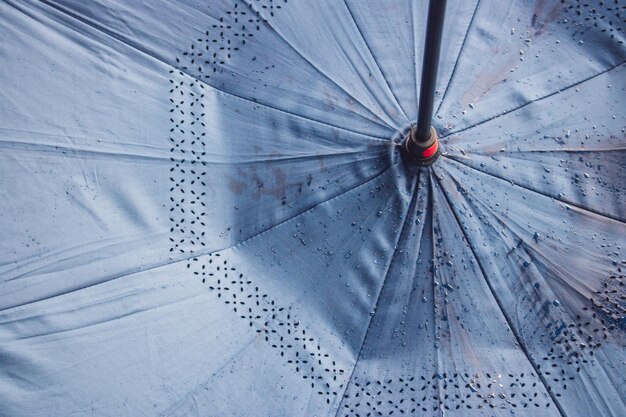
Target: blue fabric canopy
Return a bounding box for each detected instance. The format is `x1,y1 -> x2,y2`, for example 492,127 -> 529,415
1,1 -> 625,416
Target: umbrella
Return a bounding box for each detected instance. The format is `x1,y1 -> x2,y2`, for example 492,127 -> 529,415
1,0 -> 625,416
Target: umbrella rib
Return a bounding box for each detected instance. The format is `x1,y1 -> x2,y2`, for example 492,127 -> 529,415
4,155 -> 391,312
31,0 -> 391,141
159,158 -> 393,269
409,0 -> 420,117
439,164 -> 626,414
0,138 -> 178,164
0,139 -> 387,169
4,160 -> 393,311
220,162 -> 396,253
186,149 -> 389,166
162,333 -> 261,416
433,0 -> 482,119
6,290 -> 209,342
427,171 -> 445,417
181,82 -> 390,142
342,0 -> 411,122
333,173 -> 419,417
238,0 -> 401,133
441,60 -> 626,138
459,147 -> 626,154
1,238 -> 195,312
445,154 -> 626,223
440,163 -> 594,298
431,170 -> 568,417
509,147 -> 626,153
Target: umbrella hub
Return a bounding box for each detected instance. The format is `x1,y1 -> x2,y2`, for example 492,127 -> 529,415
400,125 -> 440,166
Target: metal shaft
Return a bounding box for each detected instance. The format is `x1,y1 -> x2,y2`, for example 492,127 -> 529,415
415,0 -> 447,143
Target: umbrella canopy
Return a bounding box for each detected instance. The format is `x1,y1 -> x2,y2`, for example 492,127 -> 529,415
1,0 -> 625,416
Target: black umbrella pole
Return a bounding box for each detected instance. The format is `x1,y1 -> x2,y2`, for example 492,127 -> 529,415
402,0 -> 447,166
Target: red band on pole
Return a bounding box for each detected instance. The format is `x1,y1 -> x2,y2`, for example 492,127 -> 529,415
421,141 -> 438,158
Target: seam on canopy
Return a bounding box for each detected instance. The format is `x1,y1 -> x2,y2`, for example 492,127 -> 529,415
444,154 -> 626,223
216,161 -> 396,254
2,161 -> 387,311
238,0 -> 401,133
441,163 -> 595,300
0,142 -> 386,165
409,0 -> 421,118
161,332 -> 261,416
333,172 -> 419,416
1,242 -> 193,312
451,147 -> 626,154
25,0 -> 392,140
437,161 -> 625,415
441,60 -> 626,139
342,0 -> 410,123
427,171 -> 445,417
434,0 -> 482,119
431,167 -> 568,417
